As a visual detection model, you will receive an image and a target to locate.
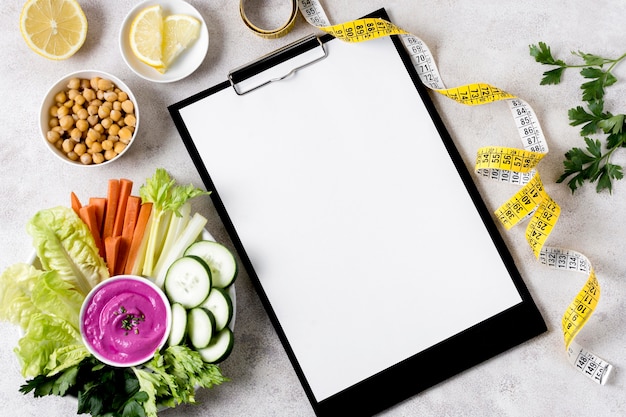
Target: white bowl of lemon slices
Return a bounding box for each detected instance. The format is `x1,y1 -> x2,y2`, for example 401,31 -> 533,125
119,0 -> 209,83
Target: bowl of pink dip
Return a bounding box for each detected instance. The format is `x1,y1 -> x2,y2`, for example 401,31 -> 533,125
80,275 -> 171,367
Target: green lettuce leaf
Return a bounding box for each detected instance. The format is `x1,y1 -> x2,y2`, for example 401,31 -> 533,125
16,313 -> 84,377
31,269 -> 84,329
27,206 -> 109,296
0,263 -> 42,328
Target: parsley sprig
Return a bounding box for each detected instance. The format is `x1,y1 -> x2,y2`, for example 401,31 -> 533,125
529,42 -> 626,193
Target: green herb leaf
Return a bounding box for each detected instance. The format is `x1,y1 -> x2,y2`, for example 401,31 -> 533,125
531,42 -> 626,192
530,42 -> 566,66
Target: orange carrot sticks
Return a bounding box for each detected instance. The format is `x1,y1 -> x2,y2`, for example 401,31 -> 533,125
89,197 -> 107,235
71,192 -> 82,216
112,178 -> 133,238
115,195 -> 141,275
79,205 -> 105,259
102,179 -> 120,240
104,236 -> 122,276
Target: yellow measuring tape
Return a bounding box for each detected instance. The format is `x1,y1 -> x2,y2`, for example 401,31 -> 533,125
240,0 -> 614,384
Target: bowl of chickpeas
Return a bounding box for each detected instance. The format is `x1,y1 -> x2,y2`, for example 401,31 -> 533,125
40,70 -> 139,166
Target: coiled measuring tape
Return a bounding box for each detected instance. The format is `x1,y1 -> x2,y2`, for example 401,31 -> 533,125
240,0 -> 614,384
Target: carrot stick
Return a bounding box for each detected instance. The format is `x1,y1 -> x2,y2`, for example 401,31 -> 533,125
70,192 -> 82,216
104,236 -> 122,276
102,179 -> 120,240
115,195 -> 141,275
79,205 -> 105,259
124,202 -> 153,275
89,197 -> 107,234
112,178 -> 133,238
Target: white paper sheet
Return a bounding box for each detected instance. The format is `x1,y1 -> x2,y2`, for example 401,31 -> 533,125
179,35 -> 523,401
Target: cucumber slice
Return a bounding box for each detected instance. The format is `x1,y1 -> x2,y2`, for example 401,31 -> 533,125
184,241 -> 237,288
187,307 -> 215,349
198,327 -> 234,363
164,255 -> 212,309
168,303 -> 187,346
200,288 -> 233,331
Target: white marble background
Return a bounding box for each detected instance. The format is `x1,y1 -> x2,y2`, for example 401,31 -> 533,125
1,1 -> 625,416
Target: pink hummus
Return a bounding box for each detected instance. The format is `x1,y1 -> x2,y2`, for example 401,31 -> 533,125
81,276 -> 170,367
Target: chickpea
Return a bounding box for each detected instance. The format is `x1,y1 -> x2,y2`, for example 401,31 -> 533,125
76,119 -> 89,132
92,152 -> 105,164
102,139 -> 114,151
55,91 -> 67,103
98,105 -> 110,119
118,91 -> 128,102
80,78 -> 91,89
74,142 -> 86,156
47,130 -> 61,143
76,108 -> 89,120
49,118 -> 59,128
121,99 -> 134,114
108,124 -> 120,136
87,128 -> 101,142
104,149 -> 117,160
104,91 -> 118,102
113,141 -> 127,154
118,127 -> 132,142
110,109 -> 122,122
67,78 -> 81,90
67,151 -> 79,161
74,94 -> 86,106
57,105 -> 69,117
97,78 -> 114,91
59,114 -> 74,130
90,77 -> 100,90
49,105 -> 59,117
94,123 -> 104,134
90,141 -> 103,153
63,99 -> 74,108
101,118 -> 113,130
113,101 -> 122,111
62,138 -> 74,153
80,153 -> 93,165
83,88 -> 96,102
124,114 -> 136,127
68,89 -> 79,100
87,115 -> 98,126
70,128 -> 82,141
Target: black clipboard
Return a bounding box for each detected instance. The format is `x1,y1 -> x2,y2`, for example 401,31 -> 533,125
169,9 -> 546,416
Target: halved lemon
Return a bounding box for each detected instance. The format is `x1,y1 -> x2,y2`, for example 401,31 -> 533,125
129,4 -> 164,68
19,0 -> 88,60
158,14 -> 201,73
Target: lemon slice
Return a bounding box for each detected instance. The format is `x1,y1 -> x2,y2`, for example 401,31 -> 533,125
19,0 -> 88,60
129,4 -> 164,68
158,14 -> 201,73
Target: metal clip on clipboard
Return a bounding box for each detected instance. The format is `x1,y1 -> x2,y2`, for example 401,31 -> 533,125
228,34 -> 328,95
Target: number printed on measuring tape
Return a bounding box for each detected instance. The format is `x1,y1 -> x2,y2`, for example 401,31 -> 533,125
288,0 -> 614,384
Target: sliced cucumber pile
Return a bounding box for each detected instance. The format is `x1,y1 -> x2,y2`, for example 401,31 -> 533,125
163,240 -> 237,363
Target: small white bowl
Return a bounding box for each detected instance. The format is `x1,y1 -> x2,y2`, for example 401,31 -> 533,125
40,70 -> 139,167
119,0 -> 209,83
79,275 -> 172,367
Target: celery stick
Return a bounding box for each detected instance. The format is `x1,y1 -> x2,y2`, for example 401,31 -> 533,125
154,212 -> 208,288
